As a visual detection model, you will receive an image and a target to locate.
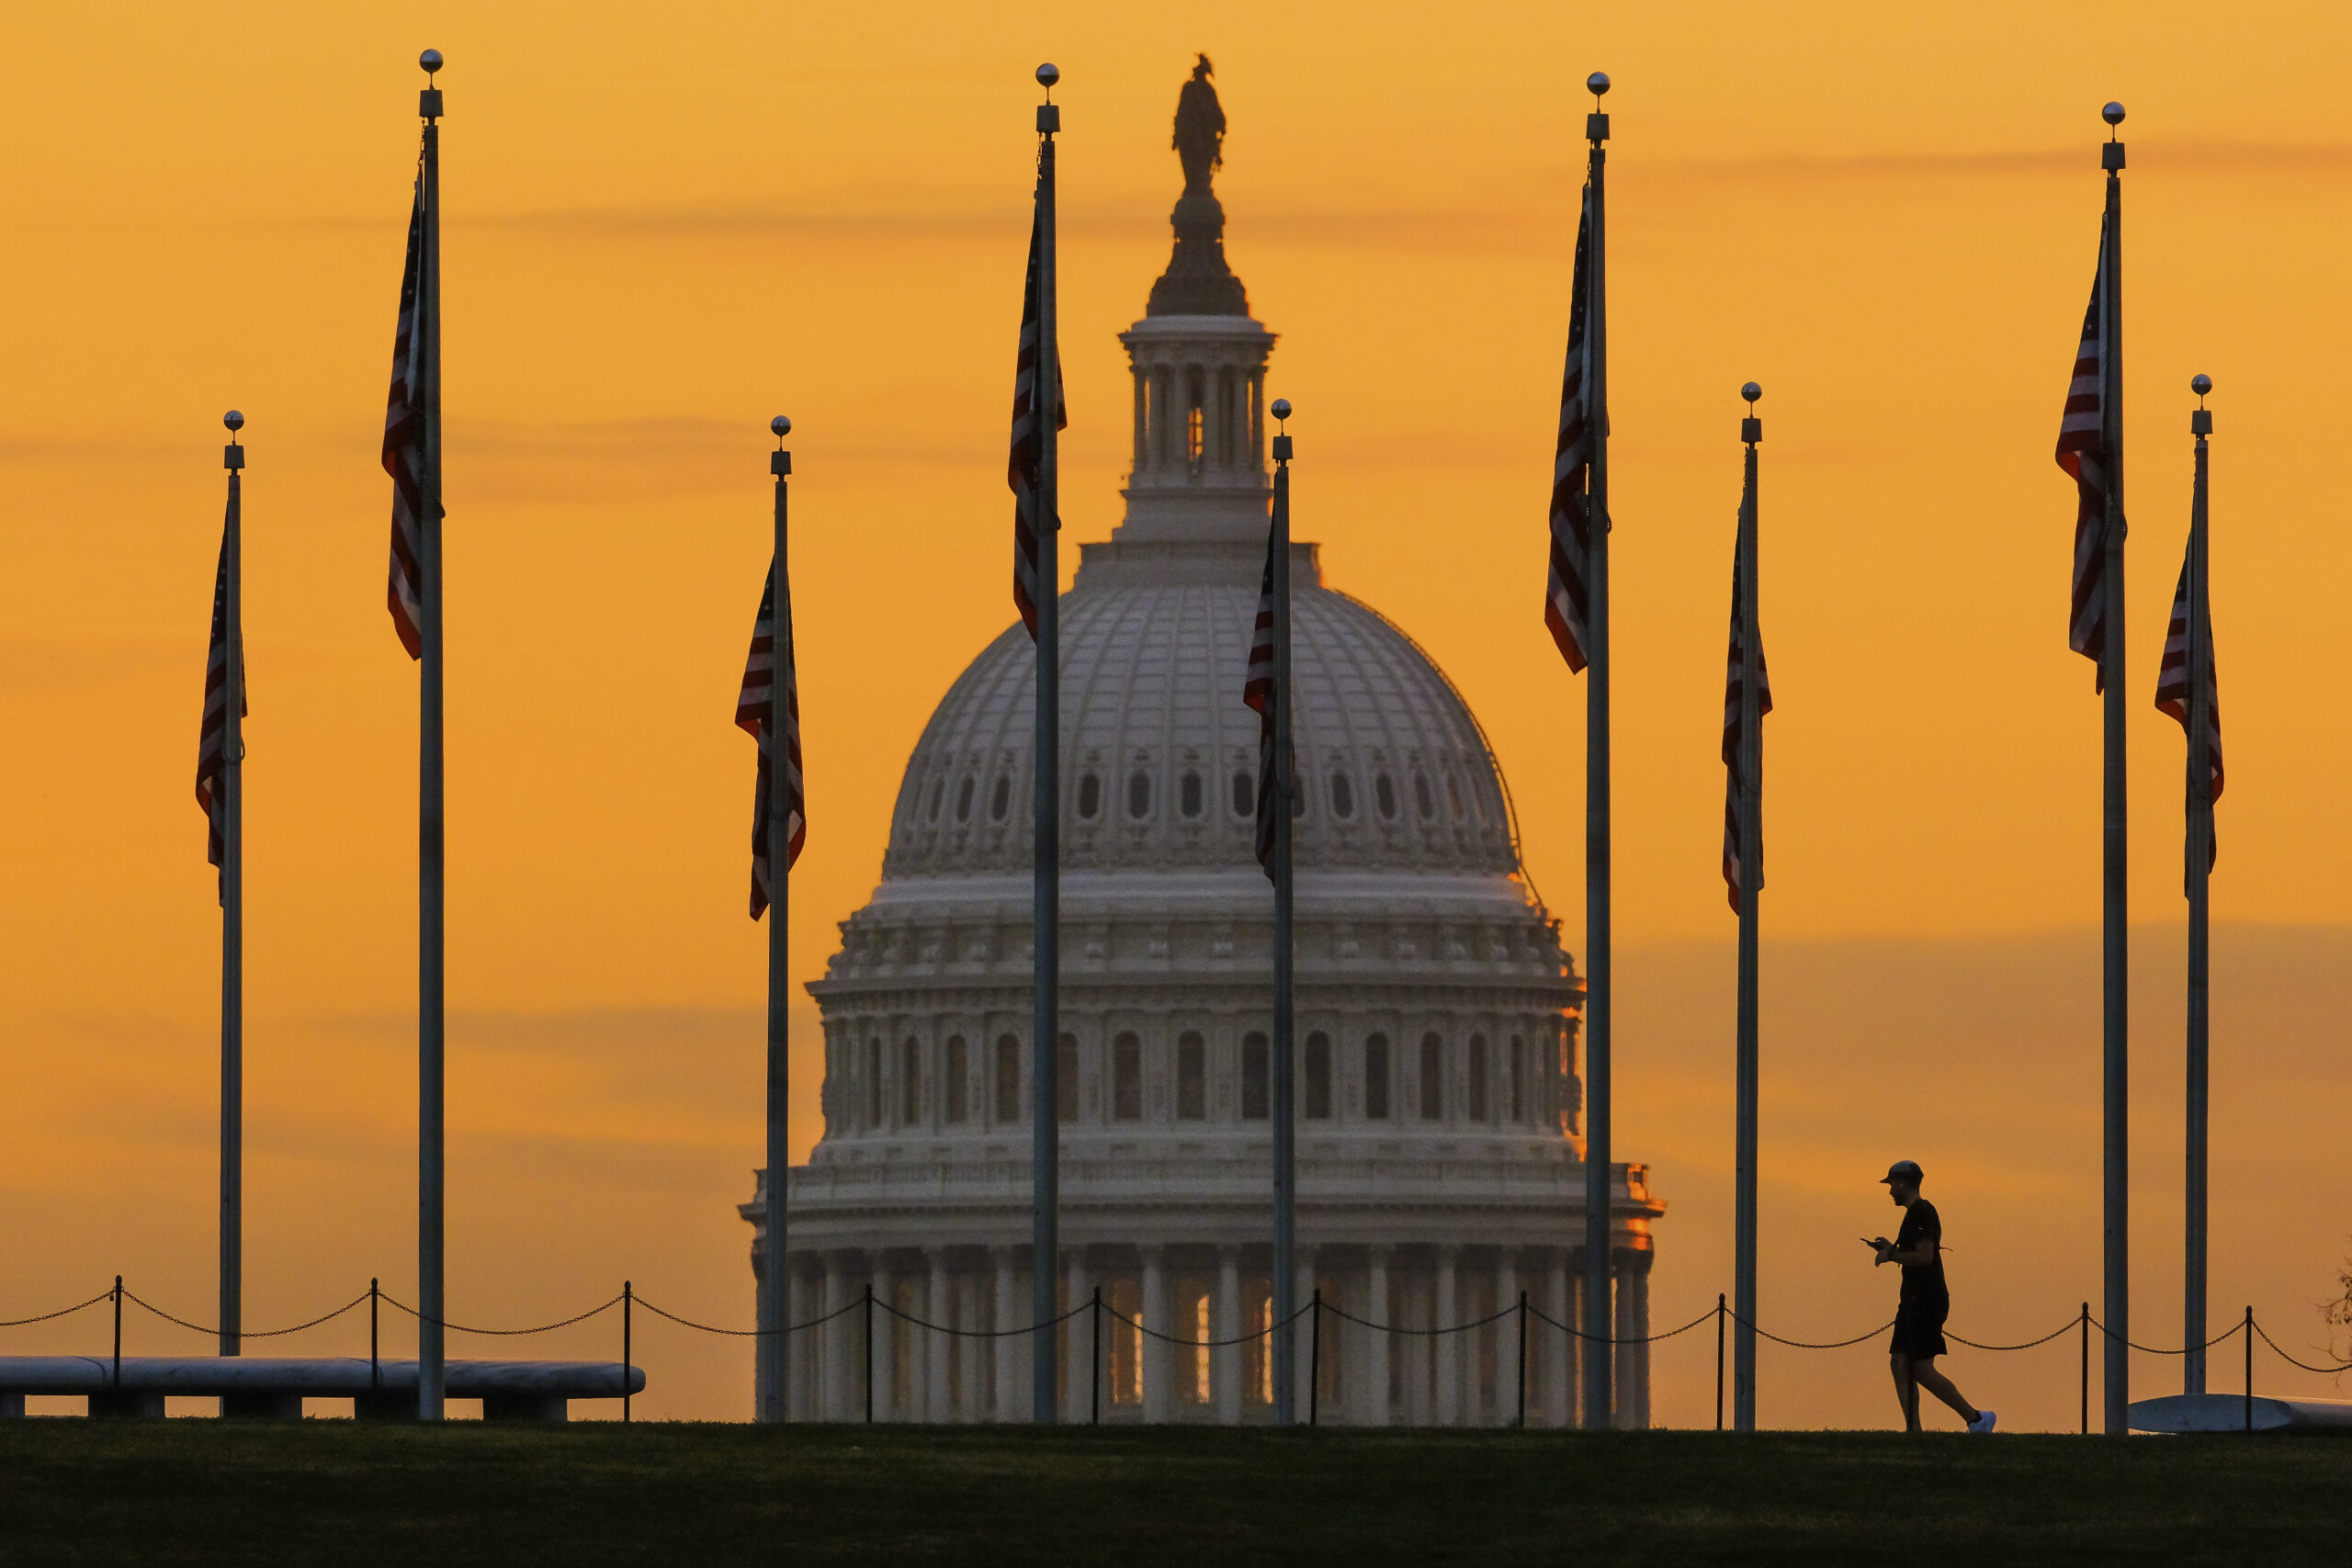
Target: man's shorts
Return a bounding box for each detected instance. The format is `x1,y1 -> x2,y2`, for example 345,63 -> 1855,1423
1890,1301 -> 1951,1359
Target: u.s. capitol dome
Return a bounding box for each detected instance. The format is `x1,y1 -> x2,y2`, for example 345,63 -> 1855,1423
744,71 -> 1662,1427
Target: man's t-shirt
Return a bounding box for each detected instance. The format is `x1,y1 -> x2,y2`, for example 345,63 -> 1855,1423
1896,1200 -> 1948,1310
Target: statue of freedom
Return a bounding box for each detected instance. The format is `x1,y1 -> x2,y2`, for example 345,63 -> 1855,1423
1173,54 -> 1225,197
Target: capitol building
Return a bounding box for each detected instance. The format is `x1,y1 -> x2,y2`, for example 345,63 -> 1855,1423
742,71 -> 1664,1427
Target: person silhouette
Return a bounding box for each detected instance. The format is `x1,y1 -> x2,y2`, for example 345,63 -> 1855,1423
1866,1160 -> 1996,1434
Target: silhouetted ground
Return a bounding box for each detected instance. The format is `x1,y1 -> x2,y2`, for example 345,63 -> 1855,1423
2,1422 -> 2347,1565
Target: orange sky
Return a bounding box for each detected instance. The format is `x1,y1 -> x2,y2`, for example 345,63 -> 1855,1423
6,2 -> 2352,1426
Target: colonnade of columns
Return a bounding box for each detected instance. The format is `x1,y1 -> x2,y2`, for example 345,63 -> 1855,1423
770,1241 -> 1654,1427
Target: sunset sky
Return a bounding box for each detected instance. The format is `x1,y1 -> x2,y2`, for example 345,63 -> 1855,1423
6,1 -> 2351,1426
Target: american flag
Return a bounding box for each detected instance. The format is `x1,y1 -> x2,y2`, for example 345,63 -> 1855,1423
195,533 -> 244,898
737,563 -> 806,918
2154,555 -> 2222,873
1244,528 -> 1279,878
383,178 -> 427,660
1008,202 -> 1066,639
2053,222 -> 2115,690
1544,186 -> 1597,672
1720,547 -> 1770,914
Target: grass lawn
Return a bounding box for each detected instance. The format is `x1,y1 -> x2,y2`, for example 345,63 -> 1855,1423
3,1422 -> 2349,1566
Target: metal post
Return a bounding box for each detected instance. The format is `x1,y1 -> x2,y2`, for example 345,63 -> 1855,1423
2244,1305 -> 2253,1433
1516,1291 -> 1529,1429
219,414 -> 245,1362
1733,388 -> 1764,1434
1029,64 -> 1064,1428
864,1283 -> 876,1425
1716,1292 -> 1726,1432
1309,1289 -> 1322,1427
112,1276 -> 122,1393
1579,68 -> 1616,1437
2079,1302 -> 2089,1435
415,50 -> 449,1425
2098,105 -> 2131,1438
1090,1286 -> 1102,1426
1270,412 -> 1297,1426
2184,381 -> 2215,1398
760,421 -> 795,1424
623,1280 -> 633,1424
370,1278 -> 380,1390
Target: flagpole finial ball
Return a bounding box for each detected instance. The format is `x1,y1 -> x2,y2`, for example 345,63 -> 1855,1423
421,49 -> 443,74
771,415 -> 792,438
1588,72 -> 1611,96
1740,382 -> 1762,404
2190,374 -> 2211,398
1271,398 -> 1292,423
2102,101 -> 2124,126
223,410 -> 244,433
1036,63 -> 1059,89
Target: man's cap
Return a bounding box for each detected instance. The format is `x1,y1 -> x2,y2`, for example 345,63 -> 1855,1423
1880,1159 -> 1924,1185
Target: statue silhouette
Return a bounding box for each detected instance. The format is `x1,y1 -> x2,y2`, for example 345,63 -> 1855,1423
1174,54 -> 1225,197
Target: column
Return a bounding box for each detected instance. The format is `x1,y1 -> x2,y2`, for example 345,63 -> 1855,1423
823,1253 -> 849,1421
1498,1251 -> 1521,1428
787,1266 -> 813,1422
1065,1248 -> 1092,1424
990,1247 -> 1019,1423
1434,1247 -> 1460,1426
1131,357 -> 1148,476
925,1248 -> 951,1422
1548,1249 -> 1574,1429
1295,1248 -> 1318,1420
1213,1247 -> 1241,1424
1154,367 -> 1175,471
1141,1247 -> 1170,1424
1617,1250 -> 1652,1430
1363,1247 -> 1392,1427
871,1255 -> 895,1421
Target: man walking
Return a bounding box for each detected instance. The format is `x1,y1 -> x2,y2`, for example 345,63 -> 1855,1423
1867,1160 -> 1996,1433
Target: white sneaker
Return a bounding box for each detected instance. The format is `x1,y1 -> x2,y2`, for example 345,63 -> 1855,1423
1966,1410 -> 1997,1434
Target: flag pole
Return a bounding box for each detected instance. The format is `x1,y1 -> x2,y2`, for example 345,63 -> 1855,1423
2097,100 -> 2129,1437
1029,62 -> 1064,1426
1578,69 -> 1615,1433
219,410 -> 246,1362
761,415 -> 795,1423
1732,384 -> 1763,1432
416,47 -> 447,1423
2184,374 -> 2214,1396
1269,401 -> 1297,1426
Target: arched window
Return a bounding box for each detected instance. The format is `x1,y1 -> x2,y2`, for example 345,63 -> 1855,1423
1364,1033 -> 1391,1120
1467,1032 -> 1489,1122
1375,773 -> 1398,820
1113,1032 -> 1143,1122
1305,1032 -> 1332,1120
1241,1032 -> 1270,1120
1447,774 -> 1464,818
1177,1031 -> 1207,1120
944,1035 -> 968,1124
989,775 -> 1012,822
1057,1032 -> 1078,1123
1330,773 -> 1355,820
1181,771 -> 1204,818
864,1038 -> 883,1128
926,780 -> 944,823
1414,773 -> 1436,821
1232,770 -> 1253,818
1078,773 -> 1102,819
1127,770 -> 1152,820
901,1037 -> 922,1124
1509,1034 -> 1526,1123
1419,1032 -> 1444,1120
994,1034 -> 1022,1123
1186,398 -> 1204,465
955,776 -> 976,823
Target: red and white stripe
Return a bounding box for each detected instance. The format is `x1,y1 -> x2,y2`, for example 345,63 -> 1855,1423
1544,186 -> 1597,672
737,564 -> 807,918
195,533 -> 244,897
2053,224 -> 2113,688
1720,548 -> 1771,914
1008,204 -> 1066,639
382,180 -> 427,660
1244,534 -> 1279,876
2154,556 -> 2222,870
